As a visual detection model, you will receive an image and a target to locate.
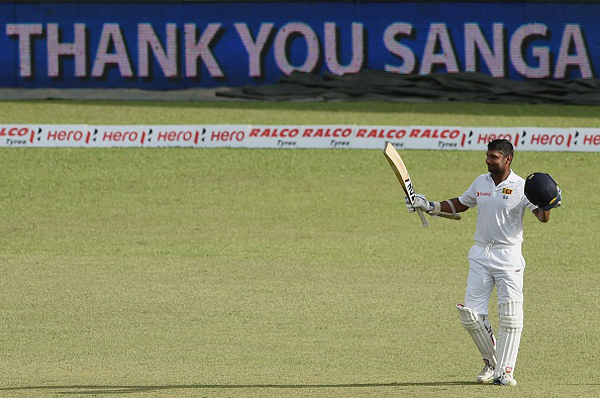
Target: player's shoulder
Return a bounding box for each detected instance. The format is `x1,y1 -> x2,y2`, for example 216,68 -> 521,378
507,171 -> 526,186
506,171 -> 529,199
471,173 -> 492,185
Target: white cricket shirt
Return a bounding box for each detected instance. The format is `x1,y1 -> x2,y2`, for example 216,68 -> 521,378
458,171 -> 537,247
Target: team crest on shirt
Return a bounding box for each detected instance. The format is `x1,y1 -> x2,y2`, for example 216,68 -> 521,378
502,188 -> 513,199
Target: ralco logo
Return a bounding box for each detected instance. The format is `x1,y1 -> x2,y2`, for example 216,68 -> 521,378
477,191 -> 492,197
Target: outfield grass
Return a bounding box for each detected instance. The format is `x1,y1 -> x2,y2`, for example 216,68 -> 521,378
0,101 -> 599,397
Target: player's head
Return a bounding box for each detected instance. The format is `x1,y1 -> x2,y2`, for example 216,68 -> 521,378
486,139 -> 513,175
487,139 -> 514,158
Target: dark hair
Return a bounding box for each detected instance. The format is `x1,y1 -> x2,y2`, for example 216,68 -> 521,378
488,139 -> 514,158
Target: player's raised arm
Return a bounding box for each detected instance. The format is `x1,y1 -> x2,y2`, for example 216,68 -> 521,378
406,195 -> 467,220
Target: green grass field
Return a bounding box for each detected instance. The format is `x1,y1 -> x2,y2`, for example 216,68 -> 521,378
1,101 -> 599,397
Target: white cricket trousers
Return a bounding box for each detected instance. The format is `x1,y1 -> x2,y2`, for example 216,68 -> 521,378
464,242 -> 525,316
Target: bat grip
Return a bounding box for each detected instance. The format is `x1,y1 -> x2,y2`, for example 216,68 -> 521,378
417,208 -> 429,227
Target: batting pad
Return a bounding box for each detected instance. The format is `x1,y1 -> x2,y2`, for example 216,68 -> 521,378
494,300 -> 524,378
456,304 -> 497,367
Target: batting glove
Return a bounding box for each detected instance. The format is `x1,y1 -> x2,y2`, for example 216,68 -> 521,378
405,194 -> 434,213
554,186 -> 562,208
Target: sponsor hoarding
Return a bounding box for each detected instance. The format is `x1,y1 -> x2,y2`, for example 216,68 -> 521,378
1,124 -> 597,151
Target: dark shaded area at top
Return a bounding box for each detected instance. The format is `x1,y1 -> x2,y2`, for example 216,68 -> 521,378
216,70 -> 600,105
9,0 -> 600,3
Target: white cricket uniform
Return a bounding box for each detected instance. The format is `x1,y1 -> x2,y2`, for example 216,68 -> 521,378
458,171 -> 537,316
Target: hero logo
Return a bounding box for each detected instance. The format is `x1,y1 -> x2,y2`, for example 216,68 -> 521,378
530,133 -> 569,146
582,133 -> 600,146
47,130 -> 87,142
211,130 -> 245,142
93,129 -> 146,144
476,133 -> 523,147
148,129 -> 201,144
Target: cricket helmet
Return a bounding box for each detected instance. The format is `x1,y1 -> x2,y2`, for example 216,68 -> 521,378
525,172 -> 561,210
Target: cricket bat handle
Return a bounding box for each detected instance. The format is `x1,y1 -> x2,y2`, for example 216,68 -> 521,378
417,208 -> 429,227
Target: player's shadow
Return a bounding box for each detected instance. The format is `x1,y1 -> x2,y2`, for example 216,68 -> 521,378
0,381 -> 476,395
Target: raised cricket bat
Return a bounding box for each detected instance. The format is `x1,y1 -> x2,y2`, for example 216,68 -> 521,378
383,142 -> 429,227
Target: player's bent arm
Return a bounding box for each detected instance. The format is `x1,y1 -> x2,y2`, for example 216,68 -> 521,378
408,196 -> 467,220
428,197 -> 468,220
439,198 -> 469,214
533,208 -> 550,223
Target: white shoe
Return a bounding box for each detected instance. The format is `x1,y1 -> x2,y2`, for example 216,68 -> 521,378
476,364 -> 495,384
493,375 -> 517,386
